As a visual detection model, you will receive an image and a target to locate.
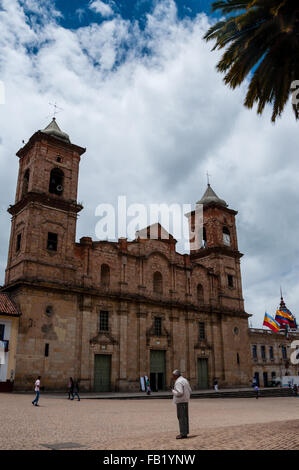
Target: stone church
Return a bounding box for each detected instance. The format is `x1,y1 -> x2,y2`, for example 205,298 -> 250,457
2,118 -> 254,392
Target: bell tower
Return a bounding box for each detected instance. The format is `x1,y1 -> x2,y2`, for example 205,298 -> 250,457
5,118 -> 86,286
186,184 -> 244,311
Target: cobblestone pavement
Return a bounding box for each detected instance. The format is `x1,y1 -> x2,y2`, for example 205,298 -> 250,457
1,394 -> 299,450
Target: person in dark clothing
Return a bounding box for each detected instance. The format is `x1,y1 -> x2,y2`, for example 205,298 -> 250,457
68,377 -> 74,399
71,380 -> 80,401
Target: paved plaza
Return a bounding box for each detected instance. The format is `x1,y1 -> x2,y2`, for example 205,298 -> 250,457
1,394 -> 299,450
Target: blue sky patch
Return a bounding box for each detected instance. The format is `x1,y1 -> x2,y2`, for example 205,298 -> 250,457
54,0 -> 216,29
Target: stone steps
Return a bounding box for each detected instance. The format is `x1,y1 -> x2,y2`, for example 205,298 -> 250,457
190,388 -> 294,399
82,387 -> 295,400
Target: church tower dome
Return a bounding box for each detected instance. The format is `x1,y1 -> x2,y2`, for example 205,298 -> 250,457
41,117 -> 71,143
196,183 -> 228,208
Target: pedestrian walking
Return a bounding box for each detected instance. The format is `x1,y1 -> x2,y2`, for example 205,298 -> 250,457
68,377 -> 74,399
71,380 -> 81,401
254,384 -> 259,399
171,369 -> 192,439
213,378 -> 218,392
32,376 -> 41,406
293,383 -> 298,396
145,376 -> 151,395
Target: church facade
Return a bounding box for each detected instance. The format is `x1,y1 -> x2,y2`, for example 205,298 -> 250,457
1,119 -> 285,392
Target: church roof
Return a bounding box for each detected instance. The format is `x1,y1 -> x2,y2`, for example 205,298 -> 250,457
41,118 -> 71,143
0,293 -> 21,316
196,184 -> 228,207
135,222 -> 176,242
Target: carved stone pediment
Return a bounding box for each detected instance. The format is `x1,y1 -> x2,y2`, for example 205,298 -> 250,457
146,321 -> 172,347
90,331 -> 118,346
194,340 -> 213,350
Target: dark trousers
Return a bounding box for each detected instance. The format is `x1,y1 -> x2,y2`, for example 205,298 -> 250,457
33,391 -> 40,405
176,402 -> 189,436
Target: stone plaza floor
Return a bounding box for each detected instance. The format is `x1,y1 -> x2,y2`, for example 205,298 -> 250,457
1,393 -> 299,450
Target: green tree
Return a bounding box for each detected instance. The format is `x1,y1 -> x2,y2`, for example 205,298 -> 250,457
204,0 -> 299,122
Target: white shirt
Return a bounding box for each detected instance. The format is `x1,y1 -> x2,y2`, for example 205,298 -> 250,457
172,376 -> 192,404
35,379 -> 40,392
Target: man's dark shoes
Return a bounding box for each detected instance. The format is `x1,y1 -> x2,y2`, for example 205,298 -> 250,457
176,435 -> 187,439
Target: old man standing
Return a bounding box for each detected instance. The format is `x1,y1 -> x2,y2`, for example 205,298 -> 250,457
171,369 -> 192,439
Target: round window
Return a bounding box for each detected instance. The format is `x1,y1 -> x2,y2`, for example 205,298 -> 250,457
45,306 -> 53,317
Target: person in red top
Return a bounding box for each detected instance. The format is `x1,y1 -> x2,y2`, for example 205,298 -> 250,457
32,376 -> 41,406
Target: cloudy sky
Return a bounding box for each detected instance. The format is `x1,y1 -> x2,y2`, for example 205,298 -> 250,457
0,0 -> 298,327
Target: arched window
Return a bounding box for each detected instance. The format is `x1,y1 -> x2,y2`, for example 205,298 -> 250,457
237,353 -> 240,365
223,226 -> 231,246
197,284 -> 204,304
201,227 -> 207,248
101,264 -> 110,287
49,168 -> 64,196
22,169 -> 30,197
153,271 -> 163,294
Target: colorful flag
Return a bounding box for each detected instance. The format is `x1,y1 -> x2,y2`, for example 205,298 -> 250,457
275,308 -> 296,327
263,312 -> 280,332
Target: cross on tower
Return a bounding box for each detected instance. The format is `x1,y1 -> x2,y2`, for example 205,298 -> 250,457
49,102 -> 64,118
206,171 -> 211,186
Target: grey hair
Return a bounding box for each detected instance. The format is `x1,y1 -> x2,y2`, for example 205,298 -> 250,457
172,369 -> 181,376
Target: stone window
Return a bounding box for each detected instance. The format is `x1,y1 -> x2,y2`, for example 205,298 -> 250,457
49,168 -> 64,196
16,233 -> 21,252
269,346 -> 274,360
0,324 -> 5,341
223,227 -> 231,246
47,232 -> 58,251
22,169 -> 30,197
282,346 -> 287,359
237,353 -> 240,365
44,343 -> 49,357
99,311 -> 109,331
199,322 -> 205,340
197,284 -> 204,304
252,345 -> 257,359
101,264 -> 110,287
154,317 -> 162,336
227,274 -> 234,288
261,345 -> 266,360
153,272 -> 163,294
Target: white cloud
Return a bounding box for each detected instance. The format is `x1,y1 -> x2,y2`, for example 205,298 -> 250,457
0,0 -> 298,328
89,0 -> 114,18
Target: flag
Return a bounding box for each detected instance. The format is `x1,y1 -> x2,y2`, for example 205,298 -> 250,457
263,312 -> 280,332
275,308 -> 296,328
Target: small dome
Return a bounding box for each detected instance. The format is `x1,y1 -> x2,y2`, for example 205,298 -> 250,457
41,118 -> 70,143
196,184 -> 228,207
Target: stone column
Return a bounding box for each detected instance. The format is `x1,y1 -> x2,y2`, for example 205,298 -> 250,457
137,305 -> 148,379
118,302 -> 128,390
77,295 -> 92,390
